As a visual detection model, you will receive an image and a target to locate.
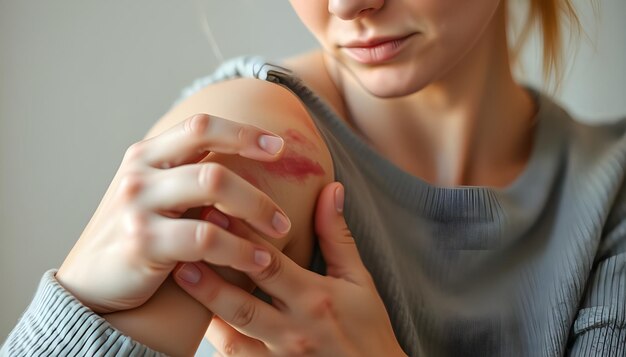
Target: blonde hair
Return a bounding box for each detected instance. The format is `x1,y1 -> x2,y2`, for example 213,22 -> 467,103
509,0 -> 592,90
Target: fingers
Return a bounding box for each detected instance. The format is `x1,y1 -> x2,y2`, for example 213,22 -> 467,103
141,162 -> 291,238
138,113 -> 285,168
206,317 -> 269,357
174,262 -> 287,345
147,213 -> 271,272
225,218 -> 311,303
314,182 -> 371,285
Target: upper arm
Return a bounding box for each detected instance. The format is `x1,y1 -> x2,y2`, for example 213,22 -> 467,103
102,78 -> 333,356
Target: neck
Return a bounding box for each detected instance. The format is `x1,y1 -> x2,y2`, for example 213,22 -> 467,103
323,4 -> 536,187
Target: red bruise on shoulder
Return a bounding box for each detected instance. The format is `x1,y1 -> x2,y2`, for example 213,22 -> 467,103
261,128 -> 326,182
284,129 -> 317,151
261,153 -> 325,182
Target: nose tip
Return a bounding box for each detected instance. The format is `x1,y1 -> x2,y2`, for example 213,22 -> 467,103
328,0 -> 384,20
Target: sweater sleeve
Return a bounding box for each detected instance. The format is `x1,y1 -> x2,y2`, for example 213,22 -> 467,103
0,270 -> 166,357
567,183 -> 626,356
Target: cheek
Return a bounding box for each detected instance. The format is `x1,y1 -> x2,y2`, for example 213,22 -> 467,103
289,1 -> 330,46
424,0 -> 501,51
407,0 -> 503,82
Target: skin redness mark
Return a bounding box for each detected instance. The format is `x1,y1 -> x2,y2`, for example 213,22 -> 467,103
261,152 -> 325,182
284,129 -> 317,151
260,128 -> 325,182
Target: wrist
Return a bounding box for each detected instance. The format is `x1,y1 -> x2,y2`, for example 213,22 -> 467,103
55,267 -> 102,313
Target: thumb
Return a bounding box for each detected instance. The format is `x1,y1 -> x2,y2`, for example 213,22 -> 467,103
315,182 -> 369,284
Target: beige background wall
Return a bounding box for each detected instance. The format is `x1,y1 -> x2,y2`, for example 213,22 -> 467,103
1,0 -> 625,348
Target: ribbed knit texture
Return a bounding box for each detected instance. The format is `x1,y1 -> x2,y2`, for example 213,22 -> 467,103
2,56 -> 625,356
1,270 -> 164,357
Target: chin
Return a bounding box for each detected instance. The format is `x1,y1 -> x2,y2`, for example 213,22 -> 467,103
351,64 -> 433,99
324,50 -> 439,98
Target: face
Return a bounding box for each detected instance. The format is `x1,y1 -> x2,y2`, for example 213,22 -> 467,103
289,0 -> 503,98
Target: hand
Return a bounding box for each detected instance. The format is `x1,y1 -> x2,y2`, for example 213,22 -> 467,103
174,183 -> 407,357
56,113 -> 293,313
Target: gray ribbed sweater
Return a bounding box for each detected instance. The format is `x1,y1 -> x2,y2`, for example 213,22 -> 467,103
3,56 -> 626,356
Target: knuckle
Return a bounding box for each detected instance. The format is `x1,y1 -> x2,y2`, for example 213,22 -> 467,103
123,141 -> 145,162
184,113 -> 211,138
121,210 -> 153,254
340,225 -> 353,239
195,222 -> 219,251
236,125 -> 250,144
198,163 -> 226,194
231,300 -> 257,328
307,291 -> 335,319
283,332 -> 316,356
254,252 -> 282,283
221,338 -> 239,356
116,171 -> 144,202
122,209 -> 150,237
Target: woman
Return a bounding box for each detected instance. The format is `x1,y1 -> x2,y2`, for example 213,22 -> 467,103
3,0 -> 625,356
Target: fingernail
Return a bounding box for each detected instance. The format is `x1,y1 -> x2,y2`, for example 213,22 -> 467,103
334,184 -> 344,213
254,249 -> 271,267
258,135 -> 284,155
176,263 -> 201,284
272,211 -> 291,234
204,209 -> 230,229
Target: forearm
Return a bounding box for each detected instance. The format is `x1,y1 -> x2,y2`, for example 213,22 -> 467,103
102,277 -> 210,356
102,268 -> 256,357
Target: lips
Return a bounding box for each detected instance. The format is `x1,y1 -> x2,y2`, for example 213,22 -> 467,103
339,33 -> 417,64
341,33 -> 415,48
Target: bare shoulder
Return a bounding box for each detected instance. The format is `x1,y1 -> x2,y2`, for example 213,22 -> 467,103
147,76 -> 334,267
148,77 -> 318,140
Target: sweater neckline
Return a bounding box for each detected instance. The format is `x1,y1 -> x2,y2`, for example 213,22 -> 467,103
257,59 -> 566,221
